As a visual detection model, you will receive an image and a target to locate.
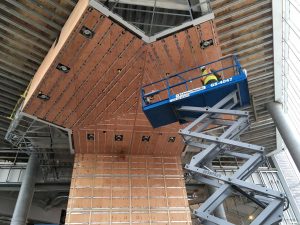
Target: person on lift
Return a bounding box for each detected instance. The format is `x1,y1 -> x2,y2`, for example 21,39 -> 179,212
200,65 -> 222,85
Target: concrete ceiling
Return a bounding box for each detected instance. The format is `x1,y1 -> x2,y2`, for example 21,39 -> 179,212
0,0 -> 276,154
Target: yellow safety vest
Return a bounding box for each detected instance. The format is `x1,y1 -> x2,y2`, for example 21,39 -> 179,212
201,69 -> 218,85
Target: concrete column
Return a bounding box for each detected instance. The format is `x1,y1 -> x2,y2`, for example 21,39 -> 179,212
267,102 -> 300,172
208,163 -> 227,221
207,187 -> 227,220
11,153 -> 39,225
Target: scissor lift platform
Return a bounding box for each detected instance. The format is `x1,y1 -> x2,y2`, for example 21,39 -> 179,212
141,55 -> 250,128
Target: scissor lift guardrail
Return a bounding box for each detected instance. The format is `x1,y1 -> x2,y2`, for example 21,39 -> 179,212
141,55 -> 250,128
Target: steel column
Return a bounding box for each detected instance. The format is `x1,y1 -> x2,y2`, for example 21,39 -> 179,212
267,102 -> 300,172
11,153 -> 39,225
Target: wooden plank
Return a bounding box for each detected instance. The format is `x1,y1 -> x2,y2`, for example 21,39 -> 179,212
66,42 -> 143,124
44,16 -> 111,122
69,25 -> 127,122
91,213 -> 110,223
74,127 -> 183,156
75,38 -> 144,127
55,22 -> 124,126
82,49 -> 144,126
23,0 -> 90,111
34,9 -> 102,120
67,154 -> 192,225
67,212 -> 90,224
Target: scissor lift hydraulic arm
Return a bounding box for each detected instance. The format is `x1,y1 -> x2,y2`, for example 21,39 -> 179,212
180,91 -> 285,225
141,55 -> 286,224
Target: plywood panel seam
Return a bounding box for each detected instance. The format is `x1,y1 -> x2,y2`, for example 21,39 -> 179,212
69,38 -> 144,127
26,9 -> 93,116
54,23 -> 125,125
43,16 -> 109,120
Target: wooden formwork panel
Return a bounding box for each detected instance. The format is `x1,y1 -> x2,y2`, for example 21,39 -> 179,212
22,0 -> 89,110
73,128 -> 183,156
75,48 -> 145,127
23,1 -> 222,134
24,6 -> 101,117
21,0 -> 223,158
23,5 -> 145,128
72,112 -> 184,156
22,9 -> 224,224
74,106 -> 186,154
66,154 -> 191,225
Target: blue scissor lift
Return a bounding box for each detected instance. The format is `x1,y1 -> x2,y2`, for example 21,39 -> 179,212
141,55 -> 286,225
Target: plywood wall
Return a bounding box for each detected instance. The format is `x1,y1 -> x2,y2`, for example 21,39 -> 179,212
66,154 -> 192,225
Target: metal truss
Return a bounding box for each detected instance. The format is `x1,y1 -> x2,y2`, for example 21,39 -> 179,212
5,104 -> 73,153
4,104 -> 74,182
93,0 -> 212,37
180,91 -> 286,225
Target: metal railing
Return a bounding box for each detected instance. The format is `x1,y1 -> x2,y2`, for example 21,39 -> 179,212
141,54 -> 243,106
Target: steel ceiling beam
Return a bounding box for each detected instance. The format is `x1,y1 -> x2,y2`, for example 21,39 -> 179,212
248,72 -> 274,83
222,34 -> 273,55
0,4 -> 57,37
4,0 -> 62,31
0,64 -> 32,82
0,122 -> 9,129
217,8 -> 272,31
46,0 -> 73,15
0,24 -> 51,52
220,25 -> 273,47
242,55 -> 273,68
0,52 -> 38,72
0,183 -> 70,192
219,17 -> 272,39
0,92 -> 20,103
0,83 -> 23,97
0,74 -> 28,89
0,98 -> 16,108
247,61 -> 274,74
0,43 -> 42,65
215,0 -> 271,22
99,0 -> 200,11
0,71 -> 30,86
0,18 -> 56,51
211,0 -> 244,14
27,1 -> 66,25
0,14 -> 53,45
239,47 -> 273,61
113,6 -> 191,17
0,33 -> 46,59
